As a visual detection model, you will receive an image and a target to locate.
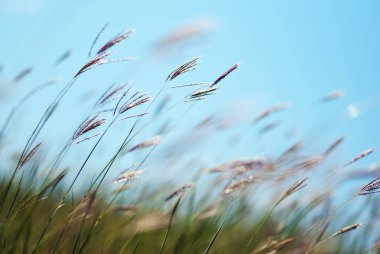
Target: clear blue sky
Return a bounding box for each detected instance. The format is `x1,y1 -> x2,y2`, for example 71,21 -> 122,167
1,0 -> 380,181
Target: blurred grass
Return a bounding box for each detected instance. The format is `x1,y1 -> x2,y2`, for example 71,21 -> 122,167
0,182 -> 305,254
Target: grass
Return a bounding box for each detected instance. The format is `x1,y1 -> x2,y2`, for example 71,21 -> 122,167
0,24 -> 379,254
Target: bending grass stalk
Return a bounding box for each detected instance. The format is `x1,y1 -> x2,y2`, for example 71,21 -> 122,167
304,223 -> 362,254
88,23 -> 108,57
0,172 -> 26,244
37,91 -> 111,194
53,81 -> 170,252
22,95 -> 109,215
88,56 -> 202,189
9,174 -> 64,254
204,204 -> 233,254
0,141 -> 69,237
118,234 -> 140,254
4,170 -> 25,220
82,179 -> 179,252
32,118 -> 117,253
76,103 -> 196,254
90,94 -> 191,192
0,80 -> 57,142
11,169 -> 67,220
53,151 -> 128,253
0,77 -> 78,212
39,141 -> 72,187
14,105 -> 104,215
246,178 -> 308,248
75,149 -> 153,254
2,50 -> 130,212
312,223 -> 330,249
50,192 -> 95,254
9,201 -> 34,253
68,62 -> 200,252
245,204 -> 277,249
6,141 -> 72,222
67,117 -> 117,196
32,115 -> 108,251
71,192 -> 97,254
132,236 -> 141,254
159,194 -> 183,254
102,100 -> 195,199
204,222 -> 225,254
5,107 -> 104,224
17,77 -> 77,170
88,78 -> 171,190
304,194 -> 359,238
88,57 -> 200,189
93,100 -> 194,194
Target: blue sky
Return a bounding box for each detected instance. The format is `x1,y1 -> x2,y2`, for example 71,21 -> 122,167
1,0 -> 380,183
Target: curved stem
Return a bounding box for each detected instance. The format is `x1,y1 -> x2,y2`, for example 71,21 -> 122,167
77,102 -> 196,254
304,235 -> 334,254
0,78 -> 77,212
0,80 -> 56,142
246,204 -> 277,249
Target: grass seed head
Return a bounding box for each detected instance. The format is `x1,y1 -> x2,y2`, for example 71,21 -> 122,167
210,63 -> 239,87
97,29 -> 135,55
20,143 -> 42,169
166,57 -> 200,82
332,223 -> 361,237
127,136 -> 162,153
113,169 -> 144,184
344,147 -> 376,167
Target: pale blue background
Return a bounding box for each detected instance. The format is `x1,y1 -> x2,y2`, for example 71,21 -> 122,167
1,0 -> 380,195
